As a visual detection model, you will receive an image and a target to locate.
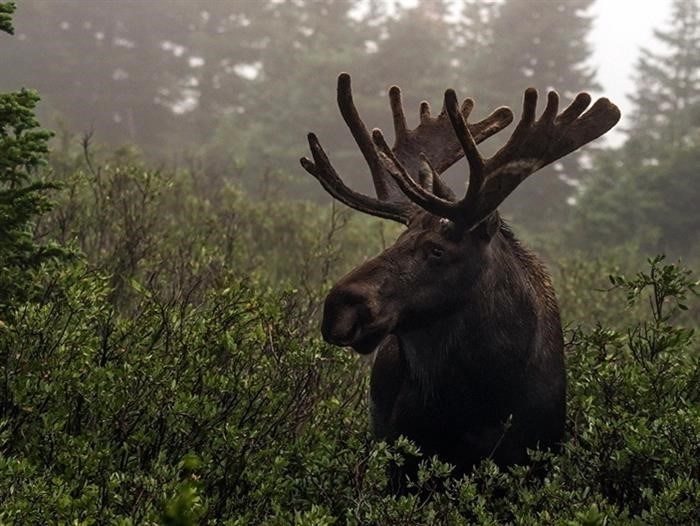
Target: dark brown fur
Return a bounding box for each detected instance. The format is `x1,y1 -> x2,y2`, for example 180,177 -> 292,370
304,74 -> 618,486
322,212 -> 565,478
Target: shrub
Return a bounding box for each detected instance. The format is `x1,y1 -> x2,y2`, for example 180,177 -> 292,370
1,225 -> 697,524
0,264 -> 367,523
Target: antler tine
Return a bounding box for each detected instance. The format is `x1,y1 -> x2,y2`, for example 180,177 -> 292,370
372,129 -> 462,220
468,88 -> 621,227
419,153 -> 456,200
388,84 -> 514,179
389,85 -> 408,137
300,133 -> 414,224
445,89 -> 483,180
444,89 -> 485,224
417,154 -> 433,190
336,72 -> 402,201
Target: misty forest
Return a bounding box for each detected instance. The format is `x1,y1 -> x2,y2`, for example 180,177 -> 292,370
0,0 -> 699,524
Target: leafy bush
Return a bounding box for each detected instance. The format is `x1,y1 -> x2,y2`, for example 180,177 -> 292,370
1,133 -> 698,526
1,124 -> 697,525
41,142 -> 395,314
0,262 -> 369,523
1,185 -> 698,525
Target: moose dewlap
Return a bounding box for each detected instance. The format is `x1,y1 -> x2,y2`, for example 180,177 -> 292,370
301,73 -> 620,481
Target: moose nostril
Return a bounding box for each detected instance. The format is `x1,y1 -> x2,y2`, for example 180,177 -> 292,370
322,306 -> 360,345
322,288 -> 373,345
330,288 -> 367,309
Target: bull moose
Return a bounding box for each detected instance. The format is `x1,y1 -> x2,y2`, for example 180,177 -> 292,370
300,73 -> 620,479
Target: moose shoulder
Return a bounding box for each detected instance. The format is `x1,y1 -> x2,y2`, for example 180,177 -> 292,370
301,73 -> 620,477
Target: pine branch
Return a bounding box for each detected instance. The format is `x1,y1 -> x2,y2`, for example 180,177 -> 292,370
0,1 -> 15,35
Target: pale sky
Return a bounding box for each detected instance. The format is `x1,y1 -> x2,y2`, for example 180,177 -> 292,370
392,0 -> 675,145
590,0 -> 673,144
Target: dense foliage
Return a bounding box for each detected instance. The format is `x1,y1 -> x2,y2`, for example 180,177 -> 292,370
0,1 -> 698,524
0,140 -> 698,523
0,1 -> 13,35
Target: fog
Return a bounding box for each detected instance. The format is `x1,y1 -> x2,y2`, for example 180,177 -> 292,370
0,0 -> 697,257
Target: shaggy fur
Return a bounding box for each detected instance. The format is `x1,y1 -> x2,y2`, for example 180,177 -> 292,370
323,215 -> 565,481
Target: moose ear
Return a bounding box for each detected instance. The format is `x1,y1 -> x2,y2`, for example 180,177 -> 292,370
473,212 -> 500,242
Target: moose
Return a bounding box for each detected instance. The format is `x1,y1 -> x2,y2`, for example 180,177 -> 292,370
301,73 -> 620,479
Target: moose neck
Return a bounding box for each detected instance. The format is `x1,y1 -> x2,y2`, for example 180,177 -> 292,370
396,225 -> 548,399
396,311 -> 467,399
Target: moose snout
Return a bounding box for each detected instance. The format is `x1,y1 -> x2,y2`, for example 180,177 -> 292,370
321,287 -> 373,346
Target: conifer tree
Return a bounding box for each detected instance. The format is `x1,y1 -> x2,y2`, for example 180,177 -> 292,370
0,1 -> 65,315
234,0 -> 381,195
0,0 -> 13,34
571,1 -> 700,258
627,0 -> 700,157
464,0 -> 599,230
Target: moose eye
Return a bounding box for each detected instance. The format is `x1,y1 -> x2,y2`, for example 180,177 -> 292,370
428,246 -> 445,260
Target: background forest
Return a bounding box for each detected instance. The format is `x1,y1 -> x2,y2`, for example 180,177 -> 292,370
0,0 -> 698,524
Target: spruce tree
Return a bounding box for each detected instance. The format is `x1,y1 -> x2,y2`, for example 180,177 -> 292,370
365,0 -> 455,101
571,1 -> 700,258
464,0 -> 599,231
627,0 -> 700,157
236,0 -> 381,196
0,1 -> 65,316
0,0 -> 13,34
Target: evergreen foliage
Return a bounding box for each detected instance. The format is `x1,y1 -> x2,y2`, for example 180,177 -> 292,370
572,144 -> 700,258
571,0 -> 700,259
627,0 -> 700,154
0,1 -> 14,35
0,25 -> 67,315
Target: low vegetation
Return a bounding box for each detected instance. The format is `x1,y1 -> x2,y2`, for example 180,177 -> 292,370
1,2 -> 698,524
1,133 -> 698,524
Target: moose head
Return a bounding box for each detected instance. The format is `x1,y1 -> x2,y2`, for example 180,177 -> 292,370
301,73 -> 620,356
300,73 -> 619,476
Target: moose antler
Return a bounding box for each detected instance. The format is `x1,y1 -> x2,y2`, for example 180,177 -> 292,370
373,87 -> 621,228
300,73 -> 514,224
